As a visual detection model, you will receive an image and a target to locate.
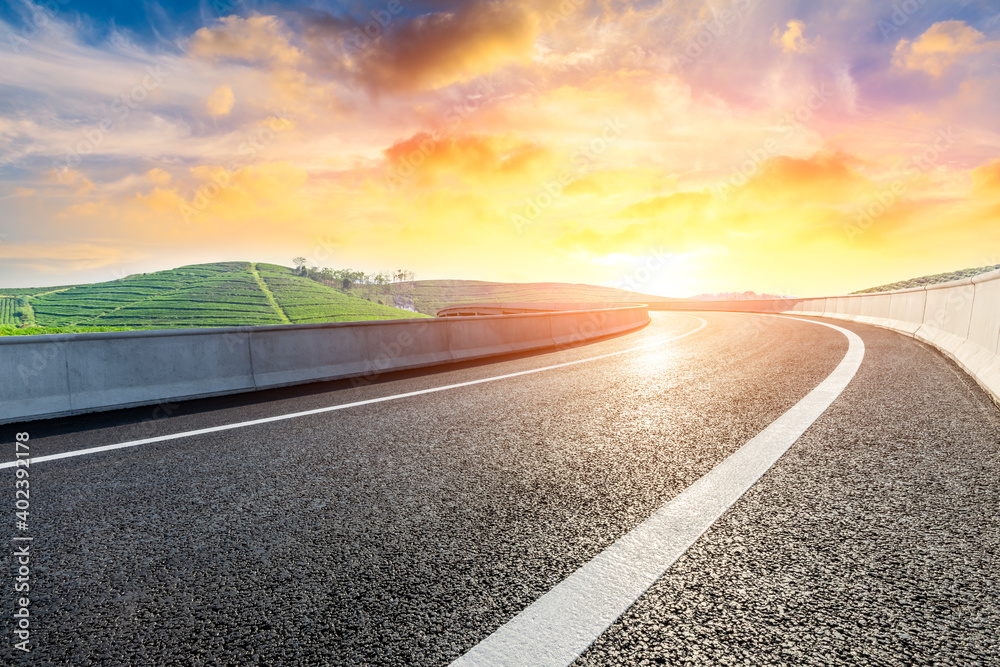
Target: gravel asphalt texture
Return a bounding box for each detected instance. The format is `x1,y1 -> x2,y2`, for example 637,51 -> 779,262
2,312 -> 996,665
576,318 -> 1000,666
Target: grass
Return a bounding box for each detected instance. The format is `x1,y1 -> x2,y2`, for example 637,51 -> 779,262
0,325 -> 158,336
250,262 -> 291,324
0,297 -> 16,325
0,262 -> 426,335
852,264 -> 1000,294
257,264 -> 422,323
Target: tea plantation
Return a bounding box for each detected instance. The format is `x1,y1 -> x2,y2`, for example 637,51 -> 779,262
0,262 -> 426,335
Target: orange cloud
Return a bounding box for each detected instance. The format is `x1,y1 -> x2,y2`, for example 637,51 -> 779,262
971,159 -> 1000,197
383,132 -> 551,188
206,85 -> 235,116
893,20 -> 990,76
354,0 -> 539,92
773,20 -> 813,54
739,152 -> 869,204
616,191 -> 712,218
136,187 -> 185,214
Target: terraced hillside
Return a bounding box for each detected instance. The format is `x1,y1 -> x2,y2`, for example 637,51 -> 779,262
0,297 -> 17,325
0,262 -> 425,335
256,264 -> 430,323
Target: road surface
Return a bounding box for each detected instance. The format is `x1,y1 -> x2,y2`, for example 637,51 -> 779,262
3,312 -> 998,665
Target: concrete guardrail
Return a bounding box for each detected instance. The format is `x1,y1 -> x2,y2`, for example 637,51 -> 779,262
436,302 -> 647,316
0,305 -> 650,424
656,268 -> 1000,407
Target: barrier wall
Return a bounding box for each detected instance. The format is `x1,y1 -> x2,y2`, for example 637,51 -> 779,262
435,301 -> 675,316
669,269 -> 1000,407
0,305 -> 650,424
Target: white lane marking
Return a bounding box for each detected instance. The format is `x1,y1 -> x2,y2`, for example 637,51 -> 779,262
1,316 -> 708,469
451,315 -> 864,667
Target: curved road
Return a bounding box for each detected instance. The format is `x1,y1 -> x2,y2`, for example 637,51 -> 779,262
3,312 -> 998,665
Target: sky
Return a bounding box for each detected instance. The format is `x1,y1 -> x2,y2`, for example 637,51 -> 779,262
0,0 -> 999,297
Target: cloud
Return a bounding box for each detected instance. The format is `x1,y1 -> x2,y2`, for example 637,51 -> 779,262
146,168 -> 172,187
773,20 -> 813,54
353,0 -> 539,92
135,186 -> 185,214
0,243 -> 136,274
892,20 -> 990,77
563,168 -> 669,197
189,15 -> 302,68
382,131 -> 552,188
183,161 -> 310,223
739,152 -> 869,204
207,84 -> 236,116
616,191 -> 712,218
47,168 -> 96,195
971,158 -> 1000,197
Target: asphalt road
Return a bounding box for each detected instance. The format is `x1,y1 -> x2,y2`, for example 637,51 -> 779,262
2,312 -> 998,665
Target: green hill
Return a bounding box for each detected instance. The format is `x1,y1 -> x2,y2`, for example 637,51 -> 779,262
852,263 -> 1000,294
0,262 -> 427,335
351,279 -> 681,316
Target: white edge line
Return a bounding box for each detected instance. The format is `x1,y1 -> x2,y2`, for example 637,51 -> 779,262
450,315 -> 865,667
1,316 -> 708,469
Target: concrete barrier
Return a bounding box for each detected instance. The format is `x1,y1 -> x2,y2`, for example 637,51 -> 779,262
447,313 -> 555,361
249,324 -> 372,389
0,336 -> 73,421
916,279 -> 975,356
437,302 -> 639,316
677,269 -> 1000,407
69,329 -> 256,412
0,305 -> 649,424
886,288 -> 926,334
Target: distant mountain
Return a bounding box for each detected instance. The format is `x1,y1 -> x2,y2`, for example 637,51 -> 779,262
852,264 -> 1000,294
355,279 -> 682,316
689,291 -> 791,301
0,262 -> 681,335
